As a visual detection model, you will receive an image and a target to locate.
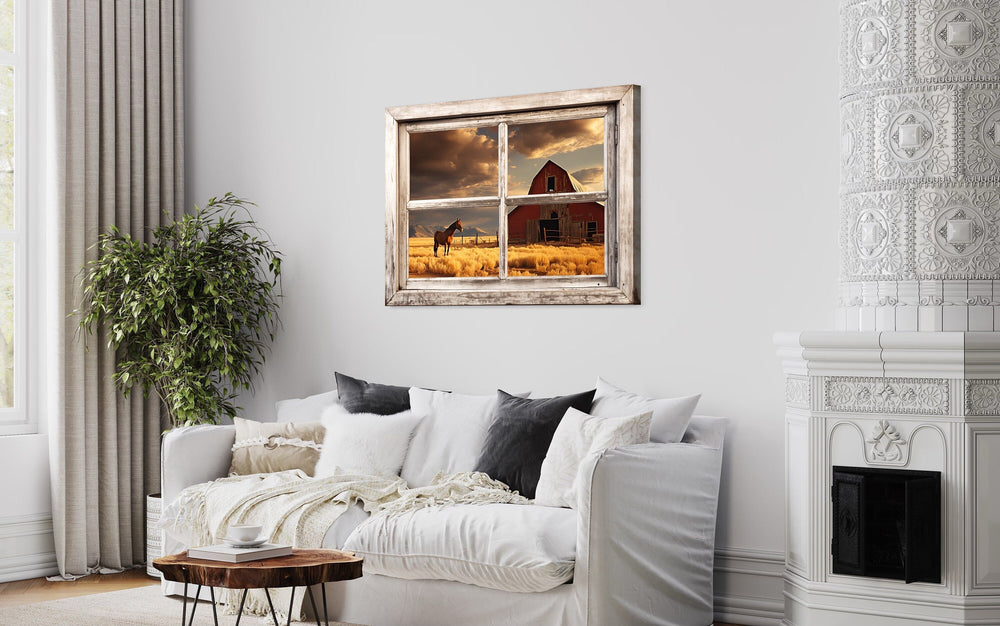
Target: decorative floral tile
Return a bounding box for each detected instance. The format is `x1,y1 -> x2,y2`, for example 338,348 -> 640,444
962,84 -> 1000,178
872,88 -> 958,182
914,186 -> 1000,278
841,0 -> 908,94
841,188 -> 911,281
915,0 -> 1000,80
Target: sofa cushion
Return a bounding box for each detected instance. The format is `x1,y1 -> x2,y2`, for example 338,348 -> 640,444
275,389 -> 340,423
344,503 -> 576,593
229,417 -> 325,476
535,407 -> 652,509
591,377 -> 700,443
336,372 -> 412,415
314,406 -> 423,478
402,388 -> 527,488
475,389 -> 595,499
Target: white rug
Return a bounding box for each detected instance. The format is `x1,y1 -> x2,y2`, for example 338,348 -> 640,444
0,584 -> 361,625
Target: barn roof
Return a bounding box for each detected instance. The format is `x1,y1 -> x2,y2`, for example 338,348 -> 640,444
536,160 -> 588,192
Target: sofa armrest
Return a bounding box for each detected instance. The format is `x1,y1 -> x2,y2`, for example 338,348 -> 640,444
160,424 -> 235,506
575,421 -> 726,626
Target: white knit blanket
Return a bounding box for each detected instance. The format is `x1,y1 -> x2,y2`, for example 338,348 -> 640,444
160,470 -> 526,621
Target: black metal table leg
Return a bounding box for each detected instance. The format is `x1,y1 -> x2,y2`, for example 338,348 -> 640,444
285,587 -> 296,626
234,589 -> 248,626
306,585 -> 321,626
322,583 -> 329,626
209,586 -> 219,626
188,584 -> 202,626
263,588 -> 280,626
181,582 -> 188,626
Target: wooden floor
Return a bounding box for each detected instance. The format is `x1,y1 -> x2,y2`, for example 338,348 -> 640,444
0,568 -> 159,608
0,571 -> 747,624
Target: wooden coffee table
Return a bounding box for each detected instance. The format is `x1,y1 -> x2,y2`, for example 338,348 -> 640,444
153,548 -> 363,626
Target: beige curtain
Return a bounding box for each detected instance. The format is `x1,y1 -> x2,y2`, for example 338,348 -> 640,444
49,0 -> 183,578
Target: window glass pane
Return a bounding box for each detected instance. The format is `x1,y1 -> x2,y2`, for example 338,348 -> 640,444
408,206 -> 499,278
0,0 -> 11,54
506,201 -> 605,276
508,117 -> 604,196
409,127 -> 498,200
0,65 -> 11,230
0,241 -> 12,408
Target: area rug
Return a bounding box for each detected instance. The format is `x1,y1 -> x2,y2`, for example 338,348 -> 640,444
0,584 -> 360,625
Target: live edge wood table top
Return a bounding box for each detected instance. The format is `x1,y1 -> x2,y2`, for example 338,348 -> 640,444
153,549 -> 363,626
153,548 -> 363,589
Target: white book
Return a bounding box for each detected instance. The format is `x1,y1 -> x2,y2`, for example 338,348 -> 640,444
187,543 -> 293,563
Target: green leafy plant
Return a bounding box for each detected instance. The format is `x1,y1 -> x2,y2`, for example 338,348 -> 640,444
78,193 -> 282,428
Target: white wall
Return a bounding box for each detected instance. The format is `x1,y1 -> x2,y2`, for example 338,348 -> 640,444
186,0 -> 838,575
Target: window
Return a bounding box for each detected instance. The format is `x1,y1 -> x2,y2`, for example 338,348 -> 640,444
385,85 -> 639,306
0,0 -> 26,433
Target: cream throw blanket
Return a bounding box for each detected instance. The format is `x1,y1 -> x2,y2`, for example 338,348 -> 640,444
160,470 -> 527,621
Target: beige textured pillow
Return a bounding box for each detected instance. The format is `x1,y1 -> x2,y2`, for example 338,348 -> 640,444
229,417 -> 325,476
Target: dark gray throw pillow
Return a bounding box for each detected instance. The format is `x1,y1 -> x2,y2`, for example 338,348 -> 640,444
335,372 -> 411,415
475,388 -> 596,499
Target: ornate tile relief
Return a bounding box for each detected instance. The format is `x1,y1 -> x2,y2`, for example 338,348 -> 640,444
915,0 -> 1000,79
786,377 -> 811,409
915,187 -> 1000,278
842,98 -> 871,187
865,419 -> 910,465
842,0 -> 908,93
841,189 -> 910,280
824,377 -> 949,415
873,88 -> 958,181
962,85 -> 1000,178
966,379 -> 1000,415
840,1 -> 1000,329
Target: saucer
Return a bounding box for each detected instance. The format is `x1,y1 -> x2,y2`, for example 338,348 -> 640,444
225,535 -> 268,548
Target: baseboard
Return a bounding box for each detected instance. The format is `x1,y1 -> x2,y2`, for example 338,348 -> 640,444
0,513 -> 58,582
714,546 -> 785,626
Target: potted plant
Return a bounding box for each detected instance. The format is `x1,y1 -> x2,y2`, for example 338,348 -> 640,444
78,193 -> 282,574
79,192 -> 282,427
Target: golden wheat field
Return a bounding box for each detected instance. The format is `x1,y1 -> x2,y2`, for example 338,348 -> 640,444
408,237 -> 604,278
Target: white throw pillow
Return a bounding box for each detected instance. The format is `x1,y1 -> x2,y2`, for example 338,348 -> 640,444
314,407 -> 422,478
534,407 -> 652,508
275,389 -> 340,423
590,377 -> 699,443
402,388 -> 520,488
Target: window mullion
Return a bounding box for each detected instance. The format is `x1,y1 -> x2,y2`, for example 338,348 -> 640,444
498,121 -> 508,280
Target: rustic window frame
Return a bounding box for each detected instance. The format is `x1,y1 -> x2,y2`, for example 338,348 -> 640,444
385,84 -> 639,306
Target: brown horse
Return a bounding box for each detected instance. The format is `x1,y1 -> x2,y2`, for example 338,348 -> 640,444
434,219 -> 462,256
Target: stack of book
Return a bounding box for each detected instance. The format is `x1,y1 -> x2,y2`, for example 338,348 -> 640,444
187,543 -> 292,563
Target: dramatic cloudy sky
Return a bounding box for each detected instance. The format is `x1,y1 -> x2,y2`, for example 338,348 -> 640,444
408,118 -> 605,236
408,117 -> 605,200
409,127 -> 499,200
508,117 -> 604,194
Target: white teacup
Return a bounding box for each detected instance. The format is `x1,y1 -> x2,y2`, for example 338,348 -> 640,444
227,524 -> 263,542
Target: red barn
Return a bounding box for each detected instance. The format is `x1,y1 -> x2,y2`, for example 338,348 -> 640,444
508,160 -> 604,244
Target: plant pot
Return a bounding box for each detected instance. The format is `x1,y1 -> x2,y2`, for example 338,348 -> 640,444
146,493 -> 163,578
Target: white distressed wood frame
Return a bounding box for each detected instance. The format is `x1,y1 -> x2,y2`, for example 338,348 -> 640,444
385,85 -> 639,306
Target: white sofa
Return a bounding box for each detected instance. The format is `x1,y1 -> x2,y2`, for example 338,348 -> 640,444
160,415 -> 726,626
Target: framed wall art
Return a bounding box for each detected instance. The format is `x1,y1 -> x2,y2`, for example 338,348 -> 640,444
385,85 -> 639,305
